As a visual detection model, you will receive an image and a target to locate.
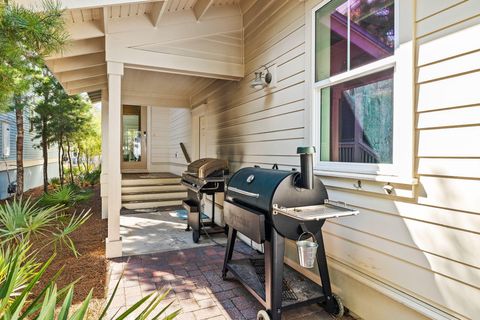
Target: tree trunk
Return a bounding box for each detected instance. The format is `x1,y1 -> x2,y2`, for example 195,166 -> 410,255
15,105 -> 24,197
84,151 -> 89,173
57,144 -> 62,186
41,117 -> 48,192
67,140 -> 74,184
59,137 -> 64,186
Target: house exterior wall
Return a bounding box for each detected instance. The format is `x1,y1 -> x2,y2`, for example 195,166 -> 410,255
0,107 -> 59,199
188,1 -> 480,319
0,162 -> 59,199
149,106 -> 191,175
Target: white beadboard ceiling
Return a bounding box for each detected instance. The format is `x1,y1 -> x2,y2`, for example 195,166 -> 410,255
50,0 -> 249,101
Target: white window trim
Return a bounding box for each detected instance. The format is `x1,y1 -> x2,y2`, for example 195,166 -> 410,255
305,0 -> 415,181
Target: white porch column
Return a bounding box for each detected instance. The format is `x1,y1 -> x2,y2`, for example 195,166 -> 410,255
100,88 -> 109,219
105,61 -> 124,258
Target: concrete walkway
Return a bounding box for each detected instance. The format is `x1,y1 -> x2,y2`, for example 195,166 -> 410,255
120,209 -> 227,256
107,243 -> 355,320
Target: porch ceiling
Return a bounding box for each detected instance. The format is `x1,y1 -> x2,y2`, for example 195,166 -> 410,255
16,0 -> 269,104
121,68 -> 216,108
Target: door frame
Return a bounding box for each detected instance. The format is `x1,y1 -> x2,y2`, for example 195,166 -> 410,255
191,103 -> 207,161
121,105 -> 148,171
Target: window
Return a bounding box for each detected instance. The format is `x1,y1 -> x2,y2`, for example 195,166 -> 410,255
311,0 -> 413,176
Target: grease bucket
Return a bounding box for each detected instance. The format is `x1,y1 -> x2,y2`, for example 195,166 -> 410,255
296,232 -> 318,269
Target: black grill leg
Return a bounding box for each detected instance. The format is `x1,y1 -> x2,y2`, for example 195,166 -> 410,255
222,227 -> 237,279
315,231 -> 335,313
264,228 -> 284,320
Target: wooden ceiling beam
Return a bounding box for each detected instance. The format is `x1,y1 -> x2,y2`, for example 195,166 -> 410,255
109,44 -> 243,80
56,64 -> 107,82
102,7 -> 109,34
193,0 -> 214,21
67,20 -> 105,40
150,1 -> 167,27
122,92 -> 191,108
64,75 -> 107,91
48,52 -> 105,73
68,84 -> 107,95
47,37 -> 105,60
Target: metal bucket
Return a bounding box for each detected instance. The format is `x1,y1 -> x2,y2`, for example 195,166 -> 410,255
296,232 -> 318,269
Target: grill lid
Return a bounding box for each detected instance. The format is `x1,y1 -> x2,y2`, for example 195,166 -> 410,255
185,158 -> 228,179
226,167 -> 294,212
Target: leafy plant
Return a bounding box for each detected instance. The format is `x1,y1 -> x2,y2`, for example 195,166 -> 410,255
0,245 -> 181,320
39,185 -> 93,208
50,177 -> 61,189
83,168 -> 101,187
0,197 -> 90,256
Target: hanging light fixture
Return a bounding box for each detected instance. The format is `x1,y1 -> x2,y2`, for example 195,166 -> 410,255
250,65 -> 272,89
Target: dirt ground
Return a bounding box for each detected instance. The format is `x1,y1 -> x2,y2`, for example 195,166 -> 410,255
26,185 -> 108,305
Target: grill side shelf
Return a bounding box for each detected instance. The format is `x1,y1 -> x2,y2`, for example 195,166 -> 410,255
272,200 -> 359,221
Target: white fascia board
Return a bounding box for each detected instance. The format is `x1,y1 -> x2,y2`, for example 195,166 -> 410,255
16,0 -> 164,10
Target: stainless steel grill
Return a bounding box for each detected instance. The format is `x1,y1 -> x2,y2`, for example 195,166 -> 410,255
181,158 -> 229,243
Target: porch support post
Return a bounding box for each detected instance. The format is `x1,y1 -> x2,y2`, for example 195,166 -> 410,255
105,61 -> 124,258
100,88 -> 109,219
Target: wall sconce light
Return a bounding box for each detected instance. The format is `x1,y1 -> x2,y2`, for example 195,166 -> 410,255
250,65 -> 273,89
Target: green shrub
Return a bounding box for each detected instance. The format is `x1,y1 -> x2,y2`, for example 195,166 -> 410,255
49,177 -> 61,189
0,197 -> 90,256
39,185 -> 93,209
0,244 -> 180,320
0,197 -> 180,320
83,168 -> 101,186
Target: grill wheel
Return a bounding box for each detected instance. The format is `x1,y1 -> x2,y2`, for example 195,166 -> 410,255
192,230 -> 200,243
328,293 -> 345,318
256,310 -> 270,320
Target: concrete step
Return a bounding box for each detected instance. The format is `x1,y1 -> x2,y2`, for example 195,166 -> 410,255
121,177 -> 181,186
122,191 -> 187,202
122,199 -> 183,210
121,185 -> 186,194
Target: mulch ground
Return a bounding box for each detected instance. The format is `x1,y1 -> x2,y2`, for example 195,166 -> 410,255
27,185 -> 108,303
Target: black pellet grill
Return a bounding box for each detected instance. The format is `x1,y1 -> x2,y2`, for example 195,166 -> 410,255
181,158 -> 229,243
222,147 -> 358,320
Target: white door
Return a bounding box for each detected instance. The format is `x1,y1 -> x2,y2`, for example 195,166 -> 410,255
121,105 -> 147,170
199,115 -> 207,158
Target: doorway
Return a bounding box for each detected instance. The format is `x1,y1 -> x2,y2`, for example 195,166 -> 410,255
121,105 -> 147,171
199,115 -> 207,158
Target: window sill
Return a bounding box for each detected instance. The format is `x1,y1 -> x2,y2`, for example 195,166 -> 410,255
314,170 -> 418,185
314,170 -> 418,198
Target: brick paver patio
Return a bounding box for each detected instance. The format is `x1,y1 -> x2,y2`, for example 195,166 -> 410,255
108,242 -> 353,320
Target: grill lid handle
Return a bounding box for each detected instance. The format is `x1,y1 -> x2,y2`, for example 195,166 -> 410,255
228,187 -> 260,199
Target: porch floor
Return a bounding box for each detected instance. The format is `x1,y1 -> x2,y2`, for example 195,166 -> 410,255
108,243 -> 353,320
120,208 -> 227,256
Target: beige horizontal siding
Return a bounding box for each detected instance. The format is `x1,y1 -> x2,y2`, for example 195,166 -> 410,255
186,1 -> 480,319
168,108 -> 191,175
150,107 -> 191,175
414,1 -> 480,318
150,107 -> 171,164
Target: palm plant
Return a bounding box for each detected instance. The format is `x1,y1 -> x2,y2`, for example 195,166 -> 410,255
0,197 -> 89,256
83,168 -> 101,187
39,185 -> 93,209
0,244 -> 181,319
0,198 -> 181,319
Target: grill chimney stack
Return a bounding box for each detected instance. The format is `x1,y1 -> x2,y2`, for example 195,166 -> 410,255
296,146 -> 315,190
